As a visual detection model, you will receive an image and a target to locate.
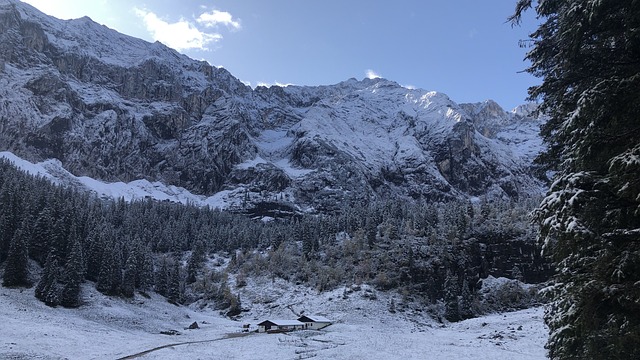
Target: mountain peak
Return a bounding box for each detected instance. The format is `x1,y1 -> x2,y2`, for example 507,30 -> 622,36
0,3 -> 546,209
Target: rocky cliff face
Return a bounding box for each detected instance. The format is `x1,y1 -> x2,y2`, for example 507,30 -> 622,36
0,0 -> 546,212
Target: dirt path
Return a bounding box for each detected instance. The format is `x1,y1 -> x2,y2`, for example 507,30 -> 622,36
116,332 -> 253,360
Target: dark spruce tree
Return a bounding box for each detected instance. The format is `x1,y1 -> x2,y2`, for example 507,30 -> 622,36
443,269 -> 460,322
121,251 -> 137,298
186,240 -> 206,284
96,242 -> 122,296
301,223 -> 314,260
365,216 -> 377,247
30,207 -> 53,265
35,252 -> 60,307
459,278 -> 474,320
60,237 -> 85,308
155,257 -> 169,297
2,223 -> 31,287
84,229 -> 104,282
167,260 -> 182,303
136,244 -> 154,292
512,1 -> 640,359
0,181 -> 20,263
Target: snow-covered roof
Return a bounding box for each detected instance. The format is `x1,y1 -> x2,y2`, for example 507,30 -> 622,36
258,319 -> 305,326
299,315 -> 332,323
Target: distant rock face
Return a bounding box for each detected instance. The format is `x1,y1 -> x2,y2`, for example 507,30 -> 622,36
0,0 -> 546,211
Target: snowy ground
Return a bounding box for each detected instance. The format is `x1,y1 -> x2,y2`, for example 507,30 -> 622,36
1,280 -> 548,360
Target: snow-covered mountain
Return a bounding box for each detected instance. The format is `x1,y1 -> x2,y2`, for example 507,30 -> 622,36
0,0 -> 546,211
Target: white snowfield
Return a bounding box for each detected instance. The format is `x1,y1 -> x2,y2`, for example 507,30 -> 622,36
0,151 -> 235,209
0,281 -> 548,360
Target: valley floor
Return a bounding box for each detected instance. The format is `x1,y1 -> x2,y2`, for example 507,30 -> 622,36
0,284 -> 548,360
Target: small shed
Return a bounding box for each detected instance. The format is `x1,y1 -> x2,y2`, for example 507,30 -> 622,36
257,319 -> 306,333
297,315 -> 333,330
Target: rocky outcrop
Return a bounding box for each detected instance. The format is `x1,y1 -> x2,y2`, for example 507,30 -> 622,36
471,230 -> 552,284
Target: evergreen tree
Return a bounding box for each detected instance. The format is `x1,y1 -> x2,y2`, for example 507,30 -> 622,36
2,224 -> 31,287
136,244 -> 154,291
301,224 -> 314,259
0,212 -> 9,263
479,198 -> 492,220
121,250 -> 137,298
365,217 -> 377,247
35,252 -> 60,307
186,241 -> 205,284
84,229 -> 105,282
50,213 -> 69,260
96,243 -> 122,296
30,207 -> 53,265
0,180 -> 21,263
60,237 -> 85,307
167,260 -> 181,303
459,278 -> 474,320
512,1 -> 640,359
443,269 -> 460,322
155,257 -> 169,296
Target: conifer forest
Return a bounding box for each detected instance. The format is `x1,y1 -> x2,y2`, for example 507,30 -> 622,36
0,159 -> 546,321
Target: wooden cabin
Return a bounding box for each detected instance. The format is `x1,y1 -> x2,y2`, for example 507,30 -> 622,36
297,315 -> 333,330
257,319 -> 306,333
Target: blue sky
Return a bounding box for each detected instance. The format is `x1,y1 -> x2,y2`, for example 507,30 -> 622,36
21,1 -> 539,110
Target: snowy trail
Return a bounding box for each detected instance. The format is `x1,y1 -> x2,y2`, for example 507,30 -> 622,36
116,333 -> 254,360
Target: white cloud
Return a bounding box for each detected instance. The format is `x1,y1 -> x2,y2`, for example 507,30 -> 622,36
133,8 -> 221,51
403,84 -> 416,90
197,10 -> 241,30
365,69 -> 381,79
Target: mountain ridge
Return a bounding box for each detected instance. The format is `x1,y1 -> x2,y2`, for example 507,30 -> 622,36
0,0 -> 546,211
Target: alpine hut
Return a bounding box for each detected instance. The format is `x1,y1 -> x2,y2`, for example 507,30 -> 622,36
297,315 -> 333,330
257,319 -> 305,333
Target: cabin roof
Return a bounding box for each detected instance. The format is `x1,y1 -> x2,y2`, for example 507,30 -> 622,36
298,315 -> 332,323
258,319 -> 305,326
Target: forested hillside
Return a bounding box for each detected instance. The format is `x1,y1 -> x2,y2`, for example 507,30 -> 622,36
0,158 -> 549,321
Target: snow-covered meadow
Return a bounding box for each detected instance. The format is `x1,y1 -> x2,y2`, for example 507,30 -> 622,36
1,279 -> 548,360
